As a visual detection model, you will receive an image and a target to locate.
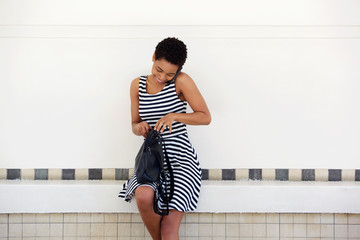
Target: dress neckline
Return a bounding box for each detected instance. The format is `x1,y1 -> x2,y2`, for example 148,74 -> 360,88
144,75 -> 169,95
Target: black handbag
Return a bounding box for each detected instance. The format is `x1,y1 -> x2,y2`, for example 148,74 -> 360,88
134,128 -> 174,215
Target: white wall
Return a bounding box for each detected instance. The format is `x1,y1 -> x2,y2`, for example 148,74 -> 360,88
1,0 -> 360,169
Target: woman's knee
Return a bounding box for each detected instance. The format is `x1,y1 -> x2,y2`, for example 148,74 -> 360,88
135,186 -> 154,209
160,210 -> 183,238
161,219 -> 179,237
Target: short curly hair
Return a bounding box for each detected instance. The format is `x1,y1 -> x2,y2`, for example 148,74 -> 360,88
154,37 -> 187,68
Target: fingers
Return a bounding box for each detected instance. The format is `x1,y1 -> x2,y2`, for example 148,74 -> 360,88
155,121 -> 172,133
139,122 -> 150,137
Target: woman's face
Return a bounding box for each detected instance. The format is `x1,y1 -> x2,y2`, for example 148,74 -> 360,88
151,54 -> 179,85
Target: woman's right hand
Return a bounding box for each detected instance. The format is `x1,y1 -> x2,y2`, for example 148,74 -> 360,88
133,121 -> 151,138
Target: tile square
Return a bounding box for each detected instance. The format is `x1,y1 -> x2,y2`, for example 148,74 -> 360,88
262,169 -> 275,181
91,213 -> 104,223
280,223 -> 293,237
280,214 -> 293,223
266,213 -> 279,223
50,223 -> 63,237
307,213 -> 321,223
62,169 -> 75,180
91,223 -> 104,237
293,224 -> 306,237
0,215 -> 8,224
212,213 -> 225,223
209,169 -> 222,180
77,213 -> 91,223
253,213 -> 266,223
35,169 -> 48,180
50,214 -> 63,223
335,224 -> 348,238
36,213 -> 49,223
21,169 -> 35,180
105,213 -> 117,223
75,169 -> 88,180
225,223 -> 239,237
335,213 -> 348,224
130,223 -> 144,237
64,214 -> 77,223
289,169 -> 302,181
249,169 -> 262,180
200,169 -> 208,180
199,213 -> 212,223
294,213 -> 307,223
239,213 -> 253,224
64,223 -> 77,237
9,224 -> 22,237
7,169 -> 21,180
307,224 -> 321,237
0,169 -> 6,180
115,168 -> 129,180
186,223 -> 198,237
9,214 -> 22,223
131,213 -> 143,223
186,213 -> 199,223
118,223 -> 131,236
23,224 -> 36,237
103,168 -> 115,180
329,169 -> 342,181
222,169 -> 235,180
89,169 -> 102,180
266,224 -> 279,237
0,224 -> 8,237
355,169 -> 360,181
226,213 -> 240,223
118,213 -> 131,223
349,225 -> 360,238
236,169 -> 248,180
105,223 -> 117,237
348,214 -> 360,224
239,223 -> 252,237
77,223 -> 91,237
199,223 -> 212,237
253,224 -> 266,237
276,169 -> 289,181
48,169 -> 62,180
35,169 -> 49,180
212,223 -> 225,237
321,224 -> 334,238
315,169 -> 328,181
342,169 -> 355,181
302,169 -> 315,181
36,223 -> 50,237
320,213 -> 334,224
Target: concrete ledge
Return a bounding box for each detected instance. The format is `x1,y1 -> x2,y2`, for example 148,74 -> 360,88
0,180 -> 359,213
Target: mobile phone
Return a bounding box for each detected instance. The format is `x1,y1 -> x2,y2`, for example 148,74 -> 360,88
170,66 -> 182,83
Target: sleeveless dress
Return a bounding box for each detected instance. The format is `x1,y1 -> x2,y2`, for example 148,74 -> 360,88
118,76 -> 202,212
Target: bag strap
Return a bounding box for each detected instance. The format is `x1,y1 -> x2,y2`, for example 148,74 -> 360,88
153,134 -> 175,216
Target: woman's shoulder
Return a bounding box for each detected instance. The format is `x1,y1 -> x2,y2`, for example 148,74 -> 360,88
130,77 -> 141,93
175,72 -> 196,87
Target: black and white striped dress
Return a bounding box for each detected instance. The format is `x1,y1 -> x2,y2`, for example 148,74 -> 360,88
118,76 -> 202,212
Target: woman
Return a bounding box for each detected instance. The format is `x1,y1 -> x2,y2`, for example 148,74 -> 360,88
119,37 -> 211,240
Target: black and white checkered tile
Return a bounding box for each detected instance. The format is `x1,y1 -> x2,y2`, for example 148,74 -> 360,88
1,168 -> 359,182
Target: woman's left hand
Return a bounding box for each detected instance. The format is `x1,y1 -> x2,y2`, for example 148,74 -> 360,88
154,113 -> 176,133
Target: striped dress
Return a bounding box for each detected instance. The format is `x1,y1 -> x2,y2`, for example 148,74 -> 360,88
118,75 -> 202,212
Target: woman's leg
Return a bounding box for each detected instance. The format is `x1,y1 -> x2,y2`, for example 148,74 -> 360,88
160,210 -> 184,240
135,186 -> 162,240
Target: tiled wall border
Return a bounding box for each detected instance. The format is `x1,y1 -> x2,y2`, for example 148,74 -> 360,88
1,213 -> 360,239
1,168 -> 359,182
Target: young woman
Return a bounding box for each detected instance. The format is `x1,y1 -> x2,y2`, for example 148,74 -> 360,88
119,37 -> 211,240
